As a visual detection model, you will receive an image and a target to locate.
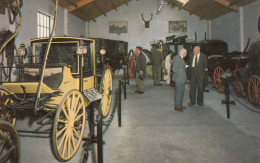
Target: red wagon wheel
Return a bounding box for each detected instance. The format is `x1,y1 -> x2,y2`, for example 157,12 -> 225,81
213,66 -> 225,93
248,75 -> 260,105
234,81 -> 243,97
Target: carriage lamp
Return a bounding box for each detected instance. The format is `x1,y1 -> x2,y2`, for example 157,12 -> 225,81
100,48 -> 106,55
18,44 -> 27,56
76,45 -> 87,55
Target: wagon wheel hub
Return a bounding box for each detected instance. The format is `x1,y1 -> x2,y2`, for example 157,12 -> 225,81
66,120 -> 75,128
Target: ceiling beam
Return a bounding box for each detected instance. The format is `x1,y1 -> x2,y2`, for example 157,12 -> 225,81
68,0 -> 95,12
214,0 -> 238,11
77,7 -> 96,22
110,0 -> 117,11
94,1 -> 106,16
65,0 -> 77,8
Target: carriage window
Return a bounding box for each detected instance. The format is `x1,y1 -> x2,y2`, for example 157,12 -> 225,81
34,42 -> 78,73
37,12 -> 53,38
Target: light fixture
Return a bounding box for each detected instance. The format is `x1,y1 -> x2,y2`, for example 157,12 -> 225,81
100,48 -> 106,55
18,43 -> 26,56
76,41 -> 87,55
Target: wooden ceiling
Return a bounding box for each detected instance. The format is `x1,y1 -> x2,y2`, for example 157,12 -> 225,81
53,0 -> 257,21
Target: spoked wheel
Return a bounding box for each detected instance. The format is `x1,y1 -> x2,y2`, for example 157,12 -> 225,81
234,81 -> 243,97
0,120 -> 20,163
248,75 -> 260,105
213,66 -> 225,93
146,65 -> 153,77
52,90 -> 86,161
99,67 -> 113,118
0,89 -> 16,126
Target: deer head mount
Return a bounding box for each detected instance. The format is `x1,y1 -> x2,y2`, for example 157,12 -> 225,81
141,13 -> 153,28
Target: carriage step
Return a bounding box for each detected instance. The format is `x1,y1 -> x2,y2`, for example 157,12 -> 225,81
83,88 -> 102,103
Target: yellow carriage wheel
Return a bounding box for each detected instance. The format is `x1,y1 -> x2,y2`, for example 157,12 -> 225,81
0,89 -> 16,126
99,67 -> 113,118
0,120 -> 20,163
146,65 -> 153,77
52,90 -> 86,161
248,75 -> 260,105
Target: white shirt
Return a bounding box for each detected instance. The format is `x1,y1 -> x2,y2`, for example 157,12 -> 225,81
192,53 -> 200,67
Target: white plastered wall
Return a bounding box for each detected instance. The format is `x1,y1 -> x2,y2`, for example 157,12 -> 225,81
87,0 -> 209,51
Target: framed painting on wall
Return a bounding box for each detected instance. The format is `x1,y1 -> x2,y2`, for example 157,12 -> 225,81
169,21 -> 187,33
109,21 -> 128,33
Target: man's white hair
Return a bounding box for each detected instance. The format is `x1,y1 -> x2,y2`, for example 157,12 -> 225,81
194,46 -> 200,50
180,48 -> 187,56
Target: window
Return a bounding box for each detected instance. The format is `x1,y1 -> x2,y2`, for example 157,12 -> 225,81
37,12 -> 53,37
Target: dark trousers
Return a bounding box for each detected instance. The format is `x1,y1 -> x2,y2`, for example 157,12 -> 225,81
153,65 -> 161,85
190,75 -> 204,104
136,72 -> 144,92
175,82 -> 185,108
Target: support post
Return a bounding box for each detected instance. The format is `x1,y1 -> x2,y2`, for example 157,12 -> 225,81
126,64 -> 129,85
97,116 -> 103,163
221,75 -> 235,119
123,68 -> 127,100
118,80 -> 122,127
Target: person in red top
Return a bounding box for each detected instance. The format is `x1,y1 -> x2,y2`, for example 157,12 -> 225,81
135,46 -> 146,94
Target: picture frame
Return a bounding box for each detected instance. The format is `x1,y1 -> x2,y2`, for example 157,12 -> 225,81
109,21 -> 128,34
169,21 -> 187,33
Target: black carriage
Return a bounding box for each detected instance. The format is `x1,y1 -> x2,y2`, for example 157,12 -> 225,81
213,40 -> 260,106
94,38 -> 128,73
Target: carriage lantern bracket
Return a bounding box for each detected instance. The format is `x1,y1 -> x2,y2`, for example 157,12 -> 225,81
76,41 -> 88,92
17,43 -> 27,64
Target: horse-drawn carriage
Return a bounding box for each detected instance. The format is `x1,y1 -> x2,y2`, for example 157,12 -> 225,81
0,37 -> 113,161
94,38 -> 128,73
213,40 -> 260,106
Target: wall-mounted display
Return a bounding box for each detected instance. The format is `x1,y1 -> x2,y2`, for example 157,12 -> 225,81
109,21 -> 128,33
169,21 -> 187,33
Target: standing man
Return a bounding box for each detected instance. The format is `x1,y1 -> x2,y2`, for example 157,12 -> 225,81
135,46 -> 146,94
151,45 -> 163,86
188,46 -> 208,106
172,48 -> 188,111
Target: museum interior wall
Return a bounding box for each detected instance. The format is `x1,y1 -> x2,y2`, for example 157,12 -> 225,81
87,0 -> 209,51
0,0 -> 86,52
211,0 -> 260,52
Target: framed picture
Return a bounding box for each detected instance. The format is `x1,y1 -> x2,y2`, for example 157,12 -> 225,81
169,21 -> 187,33
109,21 -> 128,33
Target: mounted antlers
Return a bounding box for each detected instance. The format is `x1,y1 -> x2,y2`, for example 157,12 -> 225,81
141,13 -> 153,28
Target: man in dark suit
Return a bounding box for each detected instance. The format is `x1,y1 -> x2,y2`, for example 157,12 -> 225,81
172,48 -> 188,111
135,46 -> 146,94
188,46 -> 208,106
151,45 -> 163,86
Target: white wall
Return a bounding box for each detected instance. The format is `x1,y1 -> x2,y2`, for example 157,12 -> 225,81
0,0 -> 86,48
211,0 -> 260,52
243,0 -> 260,48
67,12 -> 86,37
87,0 -> 208,50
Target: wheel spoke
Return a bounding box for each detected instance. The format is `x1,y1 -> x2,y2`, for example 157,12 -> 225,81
58,119 -> 68,124
57,126 -> 67,137
62,129 -> 69,157
73,102 -> 83,119
74,113 -> 84,122
0,132 -> 10,152
58,129 -> 67,150
0,145 -> 15,163
72,128 -> 80,138
62,106 -> 69,120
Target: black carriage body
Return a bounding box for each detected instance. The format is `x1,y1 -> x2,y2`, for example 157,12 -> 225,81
199,40 -> 228,76
166,35 -> 197,63
94,38 -> 128,72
